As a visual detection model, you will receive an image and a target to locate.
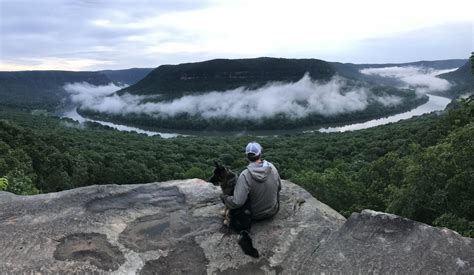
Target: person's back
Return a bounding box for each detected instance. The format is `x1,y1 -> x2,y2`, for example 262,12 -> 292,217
240,160 -> 281,219
222,142 -> 281,220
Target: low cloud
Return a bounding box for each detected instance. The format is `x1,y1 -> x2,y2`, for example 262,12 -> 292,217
65,82 -> 130,113
360,66 -> 456,93
65,75 -> 402,120
375,95 -> 402,106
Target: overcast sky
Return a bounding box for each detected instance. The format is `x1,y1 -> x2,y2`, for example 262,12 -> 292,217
0,0 -> 472,71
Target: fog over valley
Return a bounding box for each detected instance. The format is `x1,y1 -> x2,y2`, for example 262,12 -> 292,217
65,66 -> 455,121
360,66 -> 457,93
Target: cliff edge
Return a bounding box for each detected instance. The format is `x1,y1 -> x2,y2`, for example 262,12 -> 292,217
0,179 -> 472,274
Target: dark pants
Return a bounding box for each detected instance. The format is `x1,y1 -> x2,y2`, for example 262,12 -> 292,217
229,201 -> 280,231
228,200 -> 252,232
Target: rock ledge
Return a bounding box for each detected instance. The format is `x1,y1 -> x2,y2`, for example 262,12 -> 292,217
0,179 -> 472,274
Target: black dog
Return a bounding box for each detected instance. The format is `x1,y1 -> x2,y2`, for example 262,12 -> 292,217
209,160 -> 259,258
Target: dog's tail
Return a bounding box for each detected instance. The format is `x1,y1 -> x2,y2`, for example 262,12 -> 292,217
238,230 -> 259,258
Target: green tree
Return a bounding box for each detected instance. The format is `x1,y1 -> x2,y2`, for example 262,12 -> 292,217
293,168 -> 360,216
433,213 -> 474,238
0,177 -> 8,191
5,169 -> 38,195
184,166 -> 206,179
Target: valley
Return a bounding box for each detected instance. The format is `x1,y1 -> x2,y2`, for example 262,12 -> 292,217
2,57 -> 468,134
1,56 -> 473,238
72,58 -> 468,132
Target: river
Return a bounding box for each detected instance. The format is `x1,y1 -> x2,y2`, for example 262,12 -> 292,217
62,108 -> 181,138
317,94 -> 451,133
62,94 -> 451,138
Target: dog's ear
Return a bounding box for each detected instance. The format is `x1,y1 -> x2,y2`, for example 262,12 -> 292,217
209,160 -> 222,185
214,160 -> 225,170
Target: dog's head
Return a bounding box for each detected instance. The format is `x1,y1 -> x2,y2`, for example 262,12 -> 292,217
209,160 -> 237,196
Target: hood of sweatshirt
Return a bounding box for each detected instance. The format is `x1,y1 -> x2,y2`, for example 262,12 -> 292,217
247,160 -> 272,182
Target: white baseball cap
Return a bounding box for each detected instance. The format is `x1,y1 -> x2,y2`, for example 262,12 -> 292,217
245,142 -> 262,156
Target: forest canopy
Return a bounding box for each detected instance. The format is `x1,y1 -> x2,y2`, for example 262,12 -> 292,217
0,96 -> 473,237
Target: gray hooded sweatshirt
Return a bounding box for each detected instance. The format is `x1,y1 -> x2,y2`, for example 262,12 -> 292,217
223,160 -> 281,220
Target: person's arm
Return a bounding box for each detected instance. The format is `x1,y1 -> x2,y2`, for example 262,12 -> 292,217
223,172 -> 250,209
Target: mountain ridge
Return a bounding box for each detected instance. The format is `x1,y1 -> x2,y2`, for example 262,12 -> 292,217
351,59 -> 467,69
0,70 -> 111,110
1,57 -> 467,112
0,68 -> 152,111
118,57 -> 468,97
82,57 -> 448,131
119,57 -> 335,97
438,59 -> 473,95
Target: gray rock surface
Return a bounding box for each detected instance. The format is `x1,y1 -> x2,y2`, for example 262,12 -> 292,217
302,210 -> 474,274
0,179 -> 472,274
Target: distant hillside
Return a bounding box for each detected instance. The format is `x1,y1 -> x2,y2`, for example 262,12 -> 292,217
119,57 -> 335,97
330,59 -> 468,87
438,59 -> 472,83
0,68 -> 154,111
99,68 -> 153,85
80,57 -> 456,131
120,58 -> 468,98
0,71 -> 111,110
354,59 -> 467,70
328,62 -> 402,87
438,59 -> 473,98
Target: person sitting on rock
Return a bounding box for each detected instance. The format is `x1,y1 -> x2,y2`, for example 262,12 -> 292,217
221,142 -> 282,221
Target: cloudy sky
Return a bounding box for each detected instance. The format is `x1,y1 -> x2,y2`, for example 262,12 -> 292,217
0,0 -> 472,71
